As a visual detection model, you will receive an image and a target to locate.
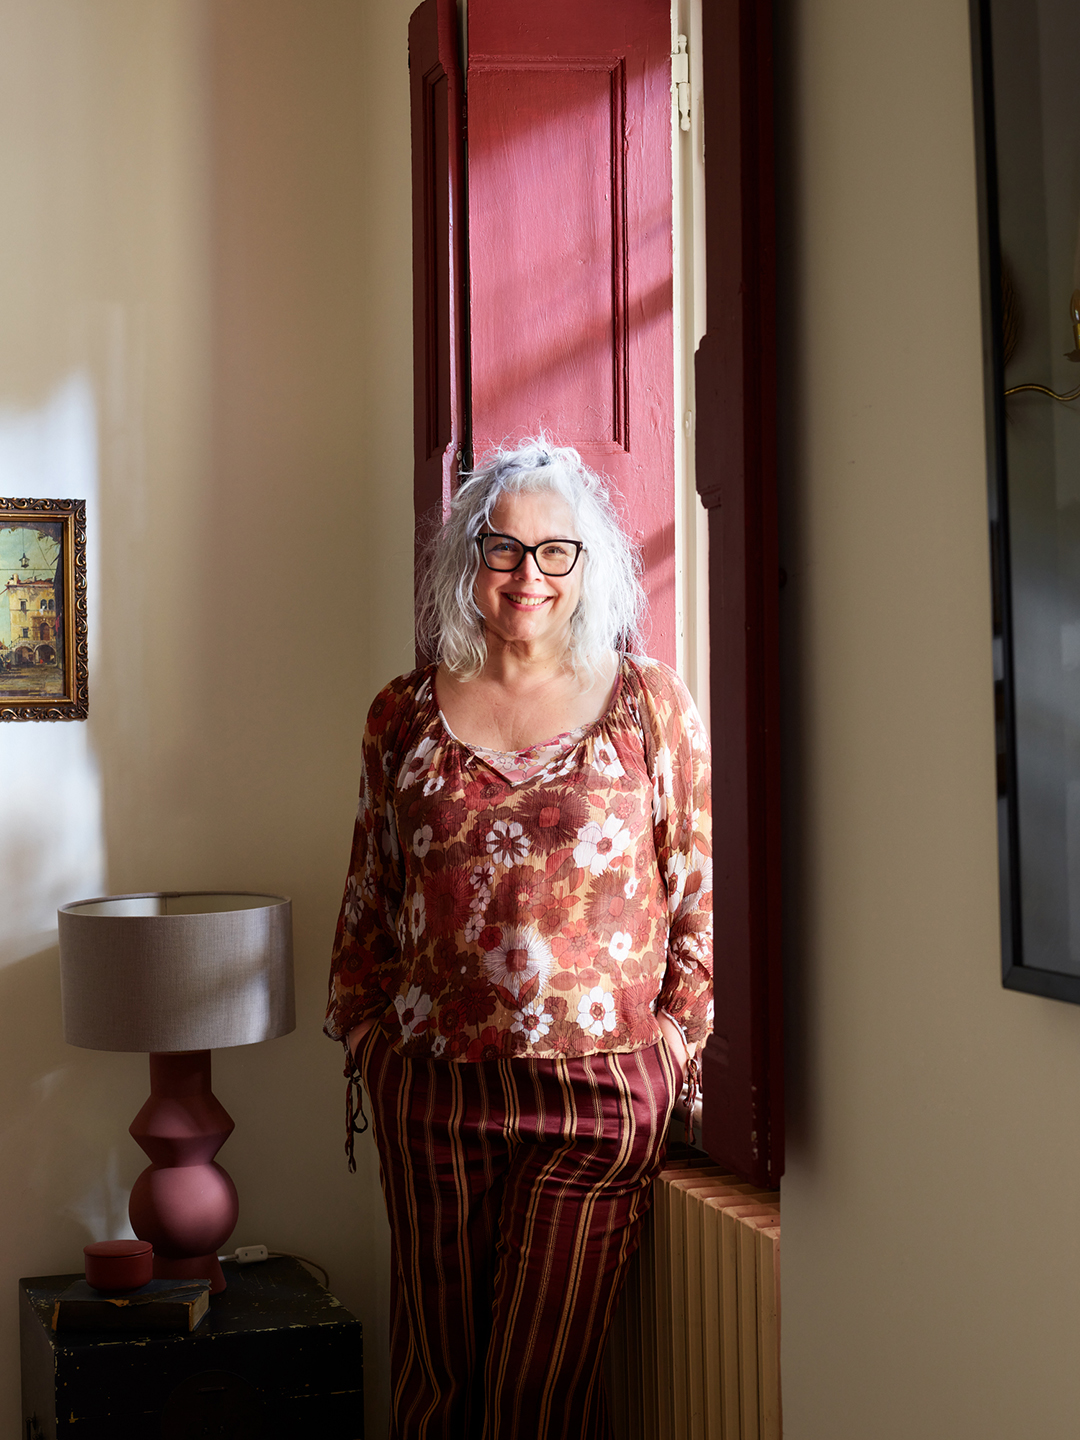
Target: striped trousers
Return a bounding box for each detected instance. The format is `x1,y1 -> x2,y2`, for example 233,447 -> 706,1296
359,1027 -> 678,1440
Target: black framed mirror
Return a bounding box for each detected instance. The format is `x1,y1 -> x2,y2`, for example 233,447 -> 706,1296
973,0 -> 1080,1001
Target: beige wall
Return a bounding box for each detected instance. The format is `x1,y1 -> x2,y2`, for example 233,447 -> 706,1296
0,1 -> 414,1432
779,0 -> 1080,1435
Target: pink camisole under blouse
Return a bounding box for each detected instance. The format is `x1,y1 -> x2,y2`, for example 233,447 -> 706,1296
439,714 -> 589,785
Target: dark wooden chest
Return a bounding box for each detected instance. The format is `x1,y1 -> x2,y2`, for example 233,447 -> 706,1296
20,1255 -> 363,1439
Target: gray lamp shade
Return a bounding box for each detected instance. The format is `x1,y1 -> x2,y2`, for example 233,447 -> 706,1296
58,892 -> 295,1052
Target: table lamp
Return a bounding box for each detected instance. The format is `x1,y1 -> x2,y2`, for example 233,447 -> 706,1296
58,892 -> 294,1293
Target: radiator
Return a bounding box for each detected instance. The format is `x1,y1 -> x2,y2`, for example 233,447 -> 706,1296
604,1158 -> 781,1440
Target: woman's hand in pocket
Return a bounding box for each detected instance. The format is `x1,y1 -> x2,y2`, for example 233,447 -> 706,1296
347,1018 -> 377,1060
657,1011 -> 689,1079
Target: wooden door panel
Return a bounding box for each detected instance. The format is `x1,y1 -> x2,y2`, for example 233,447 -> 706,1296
467,0 -> 676,665
468,63 -> 626,452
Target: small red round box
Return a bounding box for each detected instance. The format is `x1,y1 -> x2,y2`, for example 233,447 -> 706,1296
83,1239 -> 153,1292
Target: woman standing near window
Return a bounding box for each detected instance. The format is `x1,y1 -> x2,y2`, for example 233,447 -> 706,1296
326,440 -> 712,1440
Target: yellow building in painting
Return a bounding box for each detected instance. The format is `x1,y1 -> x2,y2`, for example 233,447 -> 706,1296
2,576 -> 57,666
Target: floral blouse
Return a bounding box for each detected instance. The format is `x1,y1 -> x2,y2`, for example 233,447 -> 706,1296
324,654 -> 712,1061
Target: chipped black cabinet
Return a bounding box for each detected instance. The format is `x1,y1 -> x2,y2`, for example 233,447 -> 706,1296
20,1256 -> 363,1439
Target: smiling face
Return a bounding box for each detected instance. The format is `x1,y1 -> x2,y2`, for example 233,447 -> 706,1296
473,489 -> 584,659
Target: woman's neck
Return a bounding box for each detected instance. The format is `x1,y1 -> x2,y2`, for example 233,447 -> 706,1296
476,637 -> 573,691
435,647 -> 619,753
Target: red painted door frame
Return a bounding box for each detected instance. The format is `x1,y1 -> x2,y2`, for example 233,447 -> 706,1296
409,0 -> 467,655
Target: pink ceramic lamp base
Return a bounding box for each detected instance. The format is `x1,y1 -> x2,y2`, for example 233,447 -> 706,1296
128,1051 -> 239,1294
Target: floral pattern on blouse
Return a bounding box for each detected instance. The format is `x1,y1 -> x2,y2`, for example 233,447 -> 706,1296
324,655 -> 712,1060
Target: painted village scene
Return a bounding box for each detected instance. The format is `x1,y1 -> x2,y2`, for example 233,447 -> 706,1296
0,522 -> 63,698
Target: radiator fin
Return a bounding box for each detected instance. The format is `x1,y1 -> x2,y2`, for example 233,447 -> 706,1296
605,1157 -> 781,1439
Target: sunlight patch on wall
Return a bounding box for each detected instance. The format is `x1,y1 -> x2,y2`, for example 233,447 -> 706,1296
0,375 -> 104,963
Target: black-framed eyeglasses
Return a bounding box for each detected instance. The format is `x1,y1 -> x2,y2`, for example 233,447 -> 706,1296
476,532 -> 585,576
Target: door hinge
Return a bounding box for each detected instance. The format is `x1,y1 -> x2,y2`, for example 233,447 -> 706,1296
672,35 -> 691,132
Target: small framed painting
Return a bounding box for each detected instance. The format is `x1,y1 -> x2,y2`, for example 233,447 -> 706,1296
0,498 -> 87,721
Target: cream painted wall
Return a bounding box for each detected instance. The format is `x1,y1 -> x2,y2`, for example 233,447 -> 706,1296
778,0 -> 1080,1435
0,1 -> 414,1433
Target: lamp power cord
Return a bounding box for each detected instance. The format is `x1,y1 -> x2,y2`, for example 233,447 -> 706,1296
217,1244 -> 330,1290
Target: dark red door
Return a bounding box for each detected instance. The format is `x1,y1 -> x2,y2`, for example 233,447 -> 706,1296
466,0 -> 676,666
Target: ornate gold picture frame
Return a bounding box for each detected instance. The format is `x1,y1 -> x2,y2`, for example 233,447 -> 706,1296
0,499 -> 87,721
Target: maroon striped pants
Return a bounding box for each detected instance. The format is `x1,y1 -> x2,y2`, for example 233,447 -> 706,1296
358,1027 -> 678,1440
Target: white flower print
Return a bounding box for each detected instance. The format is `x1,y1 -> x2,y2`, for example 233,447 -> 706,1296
671,852 -> 713,923
470,861 -> 495,892
677,926 -> 712,967
551,751 -> 579,780
623,873 -> 640,901
608,932 -> 632,963
356,770 -> 372,823
486,820 -> 530,866
343,875 -> 362,935
412,825 -> 433,859
592,738 -> 625,780
423,774 -> 445,796
692,853 -> 713,897
482,925 -> 552,998
430,1034 -> 448,1057
665,852 -> 688,914
409,892 -> 426,942
573,815 -> 632,876
394,985 -> 432,1042
511,1009 -> 554,1044
401,735 -> 437,790
468,861 -> 493,919
577,987 -> 617,1038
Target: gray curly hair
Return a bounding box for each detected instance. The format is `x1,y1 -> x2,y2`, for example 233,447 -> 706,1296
417,439 -> 645,679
